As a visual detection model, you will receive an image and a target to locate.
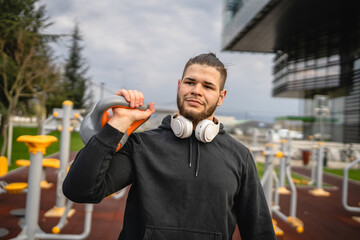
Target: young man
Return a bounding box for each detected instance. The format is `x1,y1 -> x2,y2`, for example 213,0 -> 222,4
63,53 -> 276,239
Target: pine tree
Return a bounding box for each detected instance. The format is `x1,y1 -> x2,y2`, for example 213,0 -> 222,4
63,23 -> 91,110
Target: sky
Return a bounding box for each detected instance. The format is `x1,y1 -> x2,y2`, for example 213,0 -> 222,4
39,0 -> 300,122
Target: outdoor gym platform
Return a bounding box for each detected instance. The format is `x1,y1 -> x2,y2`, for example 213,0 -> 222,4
0,152 -> 359,240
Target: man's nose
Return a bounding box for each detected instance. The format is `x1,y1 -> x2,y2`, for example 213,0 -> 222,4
191,83 -> 203,95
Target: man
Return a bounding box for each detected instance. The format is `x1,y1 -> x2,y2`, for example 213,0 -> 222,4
63,53 -> 276,239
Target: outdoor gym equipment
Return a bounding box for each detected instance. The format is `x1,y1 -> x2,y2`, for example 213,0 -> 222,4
80,95 -> 149,150
249,128 -> 261,160
15,158 -> 60,189
45,101 -> 78,218
34,100 -> 83,217
0,156 -> 28,239
13,135 -> 57,240
41,104 -> 83,135
277,137 -> 291,195
261,130 -> 304,236
0,156 -> 28,194
4,101 -> 80,166
342,158 -> 360,223
13,135 -> 93,240
308,135 -> 316,185
308,142 -> 331,197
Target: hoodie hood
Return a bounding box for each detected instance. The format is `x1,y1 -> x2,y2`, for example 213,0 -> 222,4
159,114 -> 225,176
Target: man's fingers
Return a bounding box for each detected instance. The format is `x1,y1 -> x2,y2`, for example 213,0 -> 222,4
136,102 -> 155,120
116,89 -> 131,103
147,102 -> 155,114
128,90 -> 136,108
115,89 -> 149,110
109,90 -> 153,132
132,90 -> 144,108
137,91 -> 144,107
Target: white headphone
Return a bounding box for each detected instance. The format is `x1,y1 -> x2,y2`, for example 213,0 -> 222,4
170,114 -> 220,143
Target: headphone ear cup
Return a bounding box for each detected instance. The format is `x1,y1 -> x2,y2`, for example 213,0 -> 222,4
195,120 -> 220,143
171,115 -> 193,138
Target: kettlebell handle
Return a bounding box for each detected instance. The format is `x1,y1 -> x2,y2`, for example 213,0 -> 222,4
80,95 -> 149,150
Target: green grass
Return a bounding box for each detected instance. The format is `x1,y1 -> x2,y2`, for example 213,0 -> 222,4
324,168 -> 360,182
256,162 -> 265,177
0,126 -> 84,171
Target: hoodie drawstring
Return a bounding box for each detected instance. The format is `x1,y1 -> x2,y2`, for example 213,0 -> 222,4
189,138 -> 192,168
195,142 -> 200,177
189,137 -> 200,177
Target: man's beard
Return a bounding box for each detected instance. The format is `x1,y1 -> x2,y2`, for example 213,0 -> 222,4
176,94 -> 218,125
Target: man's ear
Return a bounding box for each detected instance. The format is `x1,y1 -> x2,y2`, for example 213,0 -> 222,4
217,89 -> 227,106
177,79 -> 182,92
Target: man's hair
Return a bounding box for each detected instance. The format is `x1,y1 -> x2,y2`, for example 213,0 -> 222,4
181,53 -> 227,91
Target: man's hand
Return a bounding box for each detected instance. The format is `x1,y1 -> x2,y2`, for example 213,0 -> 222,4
107,89 -> 155,132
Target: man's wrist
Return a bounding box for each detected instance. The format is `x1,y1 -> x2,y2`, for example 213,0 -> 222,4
107,116 -> 133,132
96,123 -> 125,148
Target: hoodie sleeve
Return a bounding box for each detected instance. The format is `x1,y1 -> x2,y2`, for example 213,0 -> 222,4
235,150 -> 276,240
63,123 -> 134,203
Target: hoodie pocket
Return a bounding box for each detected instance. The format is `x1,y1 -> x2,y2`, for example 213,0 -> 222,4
143,225 -> 222,240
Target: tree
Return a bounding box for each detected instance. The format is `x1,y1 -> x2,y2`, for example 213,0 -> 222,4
63,23 -> 92,110
0,0 -> 60,155
31,52 -> 62,134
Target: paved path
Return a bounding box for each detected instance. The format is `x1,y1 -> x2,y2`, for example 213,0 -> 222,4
273,165 -> 360,240
1,153 -> 359,239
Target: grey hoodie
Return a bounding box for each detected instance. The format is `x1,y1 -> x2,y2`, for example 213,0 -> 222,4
63,115 -> 276,240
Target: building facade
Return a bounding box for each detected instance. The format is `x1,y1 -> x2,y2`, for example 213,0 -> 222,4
222,0 -> 360,143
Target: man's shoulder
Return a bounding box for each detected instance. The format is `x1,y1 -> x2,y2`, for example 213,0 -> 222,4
220,133 -> 248,146
132,125 -> 173,142
218,133 -> 250,154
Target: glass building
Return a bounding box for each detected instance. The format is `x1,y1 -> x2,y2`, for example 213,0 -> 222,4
222,0 -> 360,143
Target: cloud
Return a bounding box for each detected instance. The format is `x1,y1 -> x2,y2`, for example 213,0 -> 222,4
40,0 -> 299,121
